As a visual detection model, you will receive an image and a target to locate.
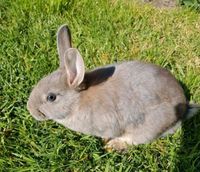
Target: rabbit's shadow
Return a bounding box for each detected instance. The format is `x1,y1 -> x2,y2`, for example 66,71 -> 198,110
174,82 -> 200,171
78,66 -> 115,91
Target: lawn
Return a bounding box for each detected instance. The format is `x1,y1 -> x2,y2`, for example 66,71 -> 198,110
0,0 -> 200,171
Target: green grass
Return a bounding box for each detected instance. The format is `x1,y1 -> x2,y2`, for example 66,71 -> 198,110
1,0 -> 200,171
180,0 -> 200,10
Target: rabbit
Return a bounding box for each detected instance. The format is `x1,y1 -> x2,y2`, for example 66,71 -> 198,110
27,25 -> 200,151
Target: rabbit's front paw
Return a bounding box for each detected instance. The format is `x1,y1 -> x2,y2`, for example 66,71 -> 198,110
104,138 -> 128,152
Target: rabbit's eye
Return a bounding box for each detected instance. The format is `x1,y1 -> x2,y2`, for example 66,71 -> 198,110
47,93 -> 56,102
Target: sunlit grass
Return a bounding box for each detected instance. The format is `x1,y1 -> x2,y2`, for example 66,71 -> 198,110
0,0 -> 200,171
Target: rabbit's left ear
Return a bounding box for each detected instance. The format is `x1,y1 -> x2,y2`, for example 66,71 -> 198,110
57,25 -> 72,68
64,48 -> 85,88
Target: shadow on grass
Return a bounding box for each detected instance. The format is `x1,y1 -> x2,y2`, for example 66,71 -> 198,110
174,114 -> 200,171
174,82 -> 200,171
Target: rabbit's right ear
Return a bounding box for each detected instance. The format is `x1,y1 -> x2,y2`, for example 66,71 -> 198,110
64,48 -> 85,88
57,24 -> 72,68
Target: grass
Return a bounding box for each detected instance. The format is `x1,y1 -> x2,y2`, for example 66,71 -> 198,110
180,0 -> 200,10
0,0 -> 200,171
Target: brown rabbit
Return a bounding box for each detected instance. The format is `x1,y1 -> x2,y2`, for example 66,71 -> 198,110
27,25 -> 200,151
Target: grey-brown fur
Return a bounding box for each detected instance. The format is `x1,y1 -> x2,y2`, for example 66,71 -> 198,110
27,25 -> 200,151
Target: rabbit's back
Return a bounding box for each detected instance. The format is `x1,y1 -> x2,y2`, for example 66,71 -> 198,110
115,61 -> 186,107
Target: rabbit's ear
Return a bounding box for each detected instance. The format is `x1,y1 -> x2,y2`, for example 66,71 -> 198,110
57,24 -> 72,68
64,48 -> 85,88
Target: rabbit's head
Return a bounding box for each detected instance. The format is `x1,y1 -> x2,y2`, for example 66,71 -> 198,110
27,25 -> 85,121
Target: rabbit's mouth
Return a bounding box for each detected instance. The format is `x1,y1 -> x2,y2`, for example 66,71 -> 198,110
38,109 -> 46,118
